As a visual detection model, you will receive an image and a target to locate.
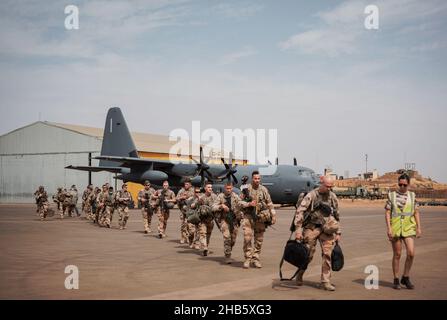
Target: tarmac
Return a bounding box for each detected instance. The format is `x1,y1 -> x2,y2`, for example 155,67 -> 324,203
0,202 -> 446,300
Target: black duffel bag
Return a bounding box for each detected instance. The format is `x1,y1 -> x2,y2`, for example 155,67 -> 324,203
279,238 -> 309,281
331,241 -> 344,272
284,240 -> 309,269
279,212 -> 310,281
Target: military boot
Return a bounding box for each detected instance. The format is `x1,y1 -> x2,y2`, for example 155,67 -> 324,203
401,276 -> 415,289
296,270 -> 305,286
243,260 -> 251,269
393,278 -> 401,290
252,260 -> 262,268
224,255 -> 232,264
321,282 -> 335,291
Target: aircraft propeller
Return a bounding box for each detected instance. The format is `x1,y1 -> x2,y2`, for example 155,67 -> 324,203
189,146 -> 214,186
217,152 -> 239,185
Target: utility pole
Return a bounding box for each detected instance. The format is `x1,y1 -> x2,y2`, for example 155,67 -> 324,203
88,152 -> 92,185
365,154 -> 368,176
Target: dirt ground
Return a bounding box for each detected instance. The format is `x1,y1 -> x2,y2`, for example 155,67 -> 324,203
0,203 -> 446,300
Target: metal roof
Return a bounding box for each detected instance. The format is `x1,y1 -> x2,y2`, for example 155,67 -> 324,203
45,122 -> 227,158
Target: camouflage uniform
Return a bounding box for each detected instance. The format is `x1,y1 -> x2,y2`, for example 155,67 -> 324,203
156,188 -> 176,237
176,187 -> 195,244
96,190 -> 108,226
294,188 -> 341,284
240,184 -> 276,267
137,187 -> 157,233
86,189 -> 97,221
100,190 -> 115,228
213,192 -> 247,261
62,189 -> 72,217
193,192 -> 217,253
184,194 -> 201,248
68,187 -> 79,216
82,188 -> 93,219
35,188 -> 49,220
115,188 -> 133,229
81,187 -> 90,212
52,188 -> 62,211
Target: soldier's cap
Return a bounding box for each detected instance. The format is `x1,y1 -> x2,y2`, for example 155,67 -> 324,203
182,177 -> 191,184
108,187 -> 114,191
71,185 -> 76,188
144,180 -> 151,186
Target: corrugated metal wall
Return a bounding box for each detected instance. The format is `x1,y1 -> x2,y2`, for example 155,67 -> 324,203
0,122 -> 114,203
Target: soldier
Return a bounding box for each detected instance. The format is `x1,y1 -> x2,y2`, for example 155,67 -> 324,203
137,180 -> 157,234
385,173 -> 422,290
81,184 -> 93,213
294,175 -> 341,291
184,187 -> 202,249
96,184 -> 108,226
88,187 -> 100,221
68,185 -> 80,217
52,187 -> 63,212
83,185 -> 94,219
100,186 -> 115,228
240,171 -> 277,269
154,180 -> 176,239
35,186 -> 49,220
115,183 -> 133,230
213,182 -> 248,264
192,182 -> 217,256
176,178 -> 195,244
62,188 -> 72,217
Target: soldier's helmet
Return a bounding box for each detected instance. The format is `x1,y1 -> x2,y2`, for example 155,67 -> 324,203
39,186 -> 44,191
144,180 -> 151,186
57,187 -> 62,191
71,185 -> 76,189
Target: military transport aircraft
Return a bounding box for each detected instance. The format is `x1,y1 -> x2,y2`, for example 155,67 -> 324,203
66,108 -> 319,205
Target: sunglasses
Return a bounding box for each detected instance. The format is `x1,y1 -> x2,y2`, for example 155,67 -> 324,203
398,183 -> 408,187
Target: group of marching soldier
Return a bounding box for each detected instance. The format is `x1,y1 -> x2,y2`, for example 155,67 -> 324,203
34,171 -> 278,270
175,171 -> 277,268
34,185 -> 79,220
33,171 -> 422,291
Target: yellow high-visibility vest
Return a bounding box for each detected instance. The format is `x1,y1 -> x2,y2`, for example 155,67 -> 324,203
389,191 -> 417,238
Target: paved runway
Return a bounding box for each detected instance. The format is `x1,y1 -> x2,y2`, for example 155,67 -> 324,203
0,203 -> 446,299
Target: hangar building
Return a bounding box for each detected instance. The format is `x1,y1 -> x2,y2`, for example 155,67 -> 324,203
0,121 -> 242,203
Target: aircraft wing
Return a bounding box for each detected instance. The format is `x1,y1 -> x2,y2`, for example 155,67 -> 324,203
94,156 -> 176,170
65,165 -> 125,173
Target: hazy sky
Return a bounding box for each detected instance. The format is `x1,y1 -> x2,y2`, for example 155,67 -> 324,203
1,0 -> 446,182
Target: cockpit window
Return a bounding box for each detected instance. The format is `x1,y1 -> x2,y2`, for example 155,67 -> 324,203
299,170 -> 311,178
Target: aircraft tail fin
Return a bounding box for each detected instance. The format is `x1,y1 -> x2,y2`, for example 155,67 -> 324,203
100,107 -> 138,167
